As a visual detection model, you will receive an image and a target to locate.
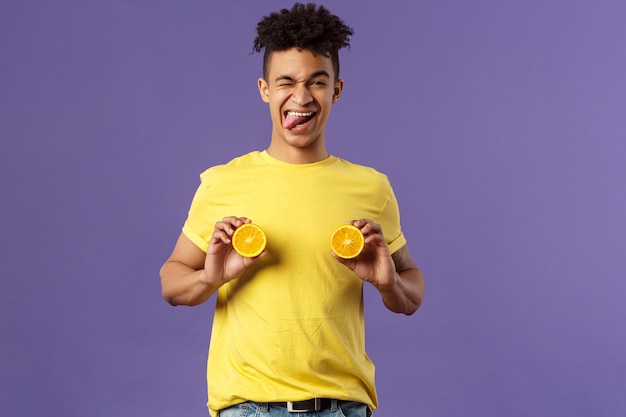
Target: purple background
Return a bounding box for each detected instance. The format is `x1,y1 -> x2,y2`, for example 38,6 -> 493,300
2,1 -> 625,416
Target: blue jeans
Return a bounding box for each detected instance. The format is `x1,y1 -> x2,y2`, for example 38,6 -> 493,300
217,401 -> 372,417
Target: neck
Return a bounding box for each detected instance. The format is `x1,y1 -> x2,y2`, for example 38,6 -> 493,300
265,144 -> 330,164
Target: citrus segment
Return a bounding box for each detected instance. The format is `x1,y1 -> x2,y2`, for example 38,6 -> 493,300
232,223 -> 266,258
330,224 -> 365,259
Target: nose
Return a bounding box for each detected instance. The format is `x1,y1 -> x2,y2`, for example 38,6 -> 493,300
291,82 -> 313,106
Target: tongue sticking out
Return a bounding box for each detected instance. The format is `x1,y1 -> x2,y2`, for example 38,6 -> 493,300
283,113 -> 313,130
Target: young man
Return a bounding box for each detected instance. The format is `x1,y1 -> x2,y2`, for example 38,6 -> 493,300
160,3 -> 424,416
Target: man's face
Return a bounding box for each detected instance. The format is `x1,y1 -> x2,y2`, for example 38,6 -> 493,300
258,48 -> 343,162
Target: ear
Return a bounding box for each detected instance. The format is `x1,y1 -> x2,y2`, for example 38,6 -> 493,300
258,77 -> 270,103
332,79 -> 344,103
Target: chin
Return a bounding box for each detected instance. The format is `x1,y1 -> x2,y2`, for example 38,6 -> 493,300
285,131 -> 321,147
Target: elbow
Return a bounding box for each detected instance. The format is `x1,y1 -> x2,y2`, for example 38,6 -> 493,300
161,290 -> 179,307
403,298 -> 422,316
160,284 -> 178,306
392,269 -> 424,316
159,268 -> 180,307
402,285 -> 424,316
159,274 -> 206,307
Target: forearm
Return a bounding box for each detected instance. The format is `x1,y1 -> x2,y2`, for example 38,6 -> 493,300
160,261 -> 220,306
378,267 -> 424,315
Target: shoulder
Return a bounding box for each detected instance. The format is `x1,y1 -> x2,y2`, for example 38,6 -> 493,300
333,157 -> 392,186
199,151 -> 263,180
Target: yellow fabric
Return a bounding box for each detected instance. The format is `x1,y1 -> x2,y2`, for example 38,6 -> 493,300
182,151 -> 406,417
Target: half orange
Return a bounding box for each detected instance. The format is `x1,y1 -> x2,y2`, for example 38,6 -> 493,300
232,223 -> 266,258
330,224 -> 365,259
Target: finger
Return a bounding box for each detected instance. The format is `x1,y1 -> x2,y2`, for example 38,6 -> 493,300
350,218 -> 366,228
215,216 -> 251,236
230,216 -> 252,226
213,222 -> 236,238
210,229 -> 232,244
220,216 -> 244,229
355,219 -> 382,237
364,233 -> 388,250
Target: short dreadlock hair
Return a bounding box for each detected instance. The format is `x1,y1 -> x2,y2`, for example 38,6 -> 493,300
253,3 -> 353,81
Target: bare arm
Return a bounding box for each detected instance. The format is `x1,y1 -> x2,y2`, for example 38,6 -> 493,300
386,245 -> 425,315
160,232 -> 217,306
160,217 -> 265,306
334,219 -> 425,315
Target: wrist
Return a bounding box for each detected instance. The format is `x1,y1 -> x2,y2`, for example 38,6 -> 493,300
199,269 -> 224,289
374,271 -> 399,293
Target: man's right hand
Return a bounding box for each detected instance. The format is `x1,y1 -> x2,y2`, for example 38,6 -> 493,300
203,216 -> 267,286
160,216 -> 266,306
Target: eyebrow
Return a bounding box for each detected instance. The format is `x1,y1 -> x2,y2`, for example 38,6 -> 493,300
274,70 -> 331,83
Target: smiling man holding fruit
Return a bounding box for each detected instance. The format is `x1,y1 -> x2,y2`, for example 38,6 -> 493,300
160,3 -> 424,416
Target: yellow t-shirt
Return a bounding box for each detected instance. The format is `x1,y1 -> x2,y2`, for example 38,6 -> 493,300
182,151 -> 406,416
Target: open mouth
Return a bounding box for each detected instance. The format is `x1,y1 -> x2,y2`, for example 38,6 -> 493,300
283,111 -> 316,130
